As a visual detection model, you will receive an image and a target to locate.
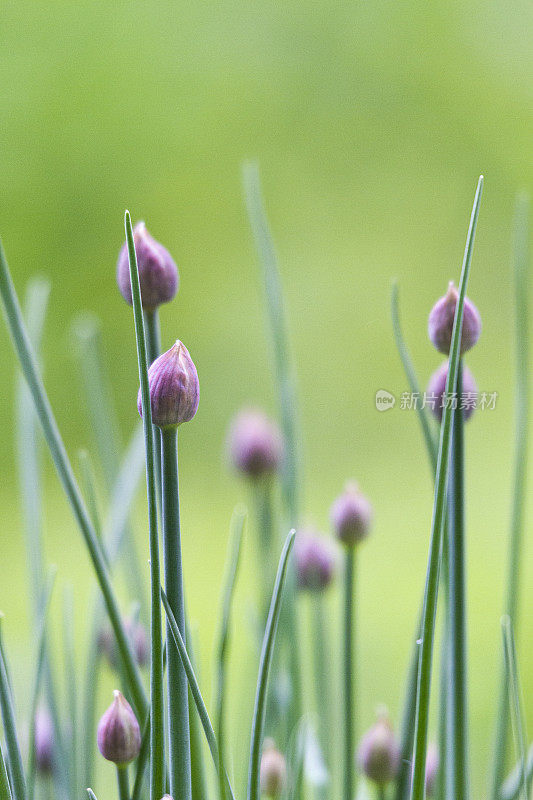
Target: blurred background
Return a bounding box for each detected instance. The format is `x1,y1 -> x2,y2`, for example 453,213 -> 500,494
1,0 -> 533,795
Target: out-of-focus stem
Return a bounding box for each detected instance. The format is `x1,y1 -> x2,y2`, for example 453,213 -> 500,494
343,548 -> 355,800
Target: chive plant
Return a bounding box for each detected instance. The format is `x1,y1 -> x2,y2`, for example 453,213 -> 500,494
0,173 -> 531,800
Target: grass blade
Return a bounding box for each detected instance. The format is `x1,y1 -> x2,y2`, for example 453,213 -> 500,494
27,570 -> 56,800
124,210 -> 165,800
62,586 -> 78,800
216,508 -> 246,800
0,630 -> 27,800
161,590 -> 237,800
247,529 -> 296,800
0,741 -> 12,800
490,193 -> 530,800
0,238 -> 146,715
409,175 -> 483,800
502,617 -> 529,800
131,707 -> 151,800
391,281 -> 438,472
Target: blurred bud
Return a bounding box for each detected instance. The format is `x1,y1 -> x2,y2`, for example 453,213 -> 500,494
97,690 -> 141,765
117,221 -> 179,311
228,409 -> 283,480
98,618 -> 149,670
138,341 -> 199,428
260,739 -> 287,798
294,530 -> 337,591
34,707 -> 54,774
428,281 -> 481,355
357,708 -> 400,786
330,482 -> 372,547
425,743 -> 439,796
160,796 -> 174,800
426,361 -> 477,423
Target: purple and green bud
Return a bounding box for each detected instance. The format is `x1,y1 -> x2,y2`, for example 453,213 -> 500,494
34,707 -> 54,774
98,618 -> 149,671
138,340 -> 199,428
425,743 -> 439,796
228,409 -> 283,479
117,221 -> 179,311
260,739 -> 287,798
294,529 -> 337,591
357,708 -> 400,786
428,281 -> 481,355
330,481 -> 372,547
97,690 -> 141,765
426,361 -> 477,422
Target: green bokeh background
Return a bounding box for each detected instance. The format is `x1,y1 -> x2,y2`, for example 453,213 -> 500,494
1,0 -> 533,795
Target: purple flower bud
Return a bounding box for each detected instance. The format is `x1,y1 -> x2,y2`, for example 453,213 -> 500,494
330,482 -> 372,547
34,707 -> 54,774
428,281 -> 481,355
138,341 -> 199,428
294,530 -> 337,591
117,222 -> 179,311
425,743 -> 439,796
228,410 -> 283,479
426,361 -> 477,422
97,690 -> 141,765
98,618 -> 149,670
357,709 -> 400,786
260,739 -> 287,798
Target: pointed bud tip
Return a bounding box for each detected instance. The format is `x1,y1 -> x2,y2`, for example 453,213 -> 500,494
138,340 -> 199,428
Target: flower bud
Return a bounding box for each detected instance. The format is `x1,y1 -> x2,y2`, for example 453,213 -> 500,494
97,690 -> 141,765
34,707 -> 54,774
117,222 -> 179,311
330,482 -> 372,547
98,618 -> 149,670
357,709 -> 400,786
260,739 -> 287,798
228,410 -> 283,479
426,361 -> 477,422
294,530 -> 337,591
425,743 -> 439,796
428,281 -> 481,355
138,341 -> 199,428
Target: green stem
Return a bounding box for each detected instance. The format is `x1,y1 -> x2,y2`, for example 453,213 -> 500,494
116,766 -> 130,800
343,548 -> 355,800
254,481 -> 275,628
144,309 -> 163,509
0,741 -> 12,800
446,367 -> 469,800
312,594 -> 331,773
161,426 -> 191,800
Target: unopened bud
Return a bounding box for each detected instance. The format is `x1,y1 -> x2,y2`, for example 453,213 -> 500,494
97,690 -> 141,765
330,482 -> 372,547
426,361 -> 477,422
228,409 -> 283,479
357,709 -> 400,786
117,222 -> 179,311
294,530 -> 337,591
34,707 -> 54,774
138,340 -> 199,428
260,739 -> 286,798
98,618 -> 149,670
425,743 -> 439,796
428,281 -> 481,355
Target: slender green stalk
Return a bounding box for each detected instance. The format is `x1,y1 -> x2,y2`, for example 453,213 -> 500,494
0,237 -> 146,714
489,194 -> 530,800
131,708 -> 150,800
445,369 -> 469,800
254,482 -> 275,628
116,767 -> 130,800
87,790 -> 99,800
312,593 -> 331,776
0,742 -> 12,800
189,687 -> 208,800
343,548 -> 355,800
0,633 -> 26,800
161,591 -> 237,800
144,309 -> 163,508
502,617 -> 529,800
160,426 -> 191,800
63,587 -> 78,800
409,176 -> 483,800
124,211 -> 165,800
216,510 -> 245,800
247,530 -> 296,800
391,282 -> 438,471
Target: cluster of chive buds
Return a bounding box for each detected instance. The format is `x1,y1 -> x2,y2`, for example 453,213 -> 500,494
426,281 -> 482,421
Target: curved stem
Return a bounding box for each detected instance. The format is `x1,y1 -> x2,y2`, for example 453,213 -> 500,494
161,426 -> 191,800
343,547 -> 355,800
